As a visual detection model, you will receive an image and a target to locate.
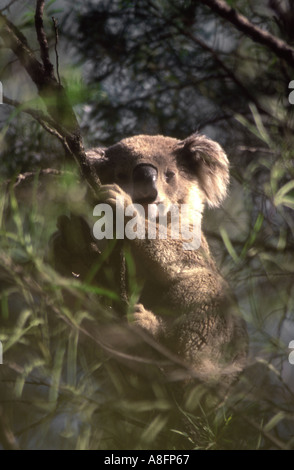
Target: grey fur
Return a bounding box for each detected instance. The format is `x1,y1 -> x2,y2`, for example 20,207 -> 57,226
88,133 -> 248,385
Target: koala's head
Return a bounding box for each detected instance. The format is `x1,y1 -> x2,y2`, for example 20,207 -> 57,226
87,133 -> 229,215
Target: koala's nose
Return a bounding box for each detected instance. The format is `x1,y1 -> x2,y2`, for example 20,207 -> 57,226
133,164 -> 158,203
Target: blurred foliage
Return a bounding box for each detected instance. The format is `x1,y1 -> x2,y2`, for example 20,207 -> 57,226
0,0 -> 294,450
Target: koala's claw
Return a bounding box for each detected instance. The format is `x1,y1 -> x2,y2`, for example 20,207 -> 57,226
132,303 -> 163,338
98,184 -> 133,211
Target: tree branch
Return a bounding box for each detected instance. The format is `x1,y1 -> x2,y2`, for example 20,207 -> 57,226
3,95 -> 71,153
198,0 -> 294,69
147,0 -> 268,116
34,0 -> 54,79
0,9 -> 101,191
52,16 -> 61,85
0,0 -> 18,13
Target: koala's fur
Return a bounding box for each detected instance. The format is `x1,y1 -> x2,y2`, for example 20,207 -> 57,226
85,133 -> 248,385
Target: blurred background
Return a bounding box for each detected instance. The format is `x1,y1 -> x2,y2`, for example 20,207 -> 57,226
0,0 -> 294,450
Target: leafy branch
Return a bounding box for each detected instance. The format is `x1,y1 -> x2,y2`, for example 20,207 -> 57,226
0,0 -> 100,191
199,0 -> 294,68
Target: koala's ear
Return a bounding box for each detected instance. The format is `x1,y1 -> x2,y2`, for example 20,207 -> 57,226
177,133 -> 229,207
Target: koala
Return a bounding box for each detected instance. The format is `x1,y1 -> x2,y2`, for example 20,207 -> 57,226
84,133 -> 248,386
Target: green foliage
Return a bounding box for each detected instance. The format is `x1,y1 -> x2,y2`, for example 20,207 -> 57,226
1,0 -> 294,451
0,168 -> 293,450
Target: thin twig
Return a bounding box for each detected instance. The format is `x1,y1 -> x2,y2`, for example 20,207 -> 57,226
0,0 -> 18,13
0,13 -> 52,90
52,16 -> 61,85
3,95 -> 58,129
147,0 -> 267,117
198,0 -> 294,69
34,0 -> 54,78
3,95 -> 71,153
0,11 -> 101,192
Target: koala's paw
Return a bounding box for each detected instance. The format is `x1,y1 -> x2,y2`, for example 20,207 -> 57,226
132,303 -> 164,338
98,183 -> 133,212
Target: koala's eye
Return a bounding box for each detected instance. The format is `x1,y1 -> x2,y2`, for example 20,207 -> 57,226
165,170 -> 175,182
116,172 -> 128,182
